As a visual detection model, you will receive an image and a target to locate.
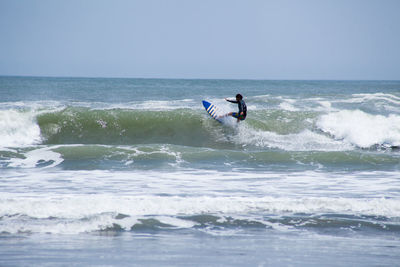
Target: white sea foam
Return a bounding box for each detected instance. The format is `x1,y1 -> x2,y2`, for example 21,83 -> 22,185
329,93 -> 400,113
0,195 -> 399,234
125,99 -> 198,111
0,100 -> 65,110
279,100 -> 299,112
0,109 -> 42,147
234,124 -> 352,151
347,93 -> 400,105
8,146 -> 64,168
317,110 -> 400,148
1,165 -> 399,234
317,101 -> 332,110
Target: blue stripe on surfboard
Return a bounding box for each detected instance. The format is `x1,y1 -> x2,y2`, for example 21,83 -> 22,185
202,100 -> 222,123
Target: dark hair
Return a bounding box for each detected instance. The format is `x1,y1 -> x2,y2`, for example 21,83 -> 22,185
236,94 -> 243,100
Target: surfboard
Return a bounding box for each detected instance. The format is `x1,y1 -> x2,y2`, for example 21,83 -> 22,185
202,100 -> 223,122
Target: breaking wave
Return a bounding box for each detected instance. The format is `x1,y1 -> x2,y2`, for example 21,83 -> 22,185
1,100 -> 399,152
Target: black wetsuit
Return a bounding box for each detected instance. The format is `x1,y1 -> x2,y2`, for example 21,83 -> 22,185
227,99 -> 247,120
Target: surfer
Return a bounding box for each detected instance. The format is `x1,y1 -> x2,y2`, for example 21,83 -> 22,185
220,94 -> 247,122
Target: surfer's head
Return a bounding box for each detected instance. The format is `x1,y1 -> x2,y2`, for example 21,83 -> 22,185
236,94 -> 243,100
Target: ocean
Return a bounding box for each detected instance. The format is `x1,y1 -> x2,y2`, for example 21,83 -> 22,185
0,76 -> 399,266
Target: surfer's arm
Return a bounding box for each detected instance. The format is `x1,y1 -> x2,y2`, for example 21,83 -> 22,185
225,98 -> 238,104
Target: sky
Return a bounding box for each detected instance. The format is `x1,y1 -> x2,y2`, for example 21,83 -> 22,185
0,0 -> 399,80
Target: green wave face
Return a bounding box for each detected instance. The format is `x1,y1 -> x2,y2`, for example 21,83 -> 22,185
37,107 -> 226,147
36,107 -> 323,148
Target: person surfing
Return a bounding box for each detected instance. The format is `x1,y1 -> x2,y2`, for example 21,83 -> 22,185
219,93 -> 247,122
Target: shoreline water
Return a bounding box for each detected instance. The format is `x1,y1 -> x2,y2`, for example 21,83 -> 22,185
1,231 -> 399,267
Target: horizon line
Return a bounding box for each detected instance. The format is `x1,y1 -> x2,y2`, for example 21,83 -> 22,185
0,74 -> 399,82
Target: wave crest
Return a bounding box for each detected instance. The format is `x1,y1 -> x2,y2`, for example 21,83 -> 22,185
317,110 -> 400,148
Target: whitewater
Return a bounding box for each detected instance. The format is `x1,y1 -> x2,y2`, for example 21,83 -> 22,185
1,77 -> 400,266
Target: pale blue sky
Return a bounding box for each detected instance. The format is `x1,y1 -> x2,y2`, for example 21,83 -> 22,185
0,0 -> 399,79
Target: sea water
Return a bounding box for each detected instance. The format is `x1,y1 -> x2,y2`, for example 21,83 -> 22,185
0,77 -> 399,266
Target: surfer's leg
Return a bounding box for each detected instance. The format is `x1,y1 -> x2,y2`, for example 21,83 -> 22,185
231,112 -> 245,122
218,112 -> 233,119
